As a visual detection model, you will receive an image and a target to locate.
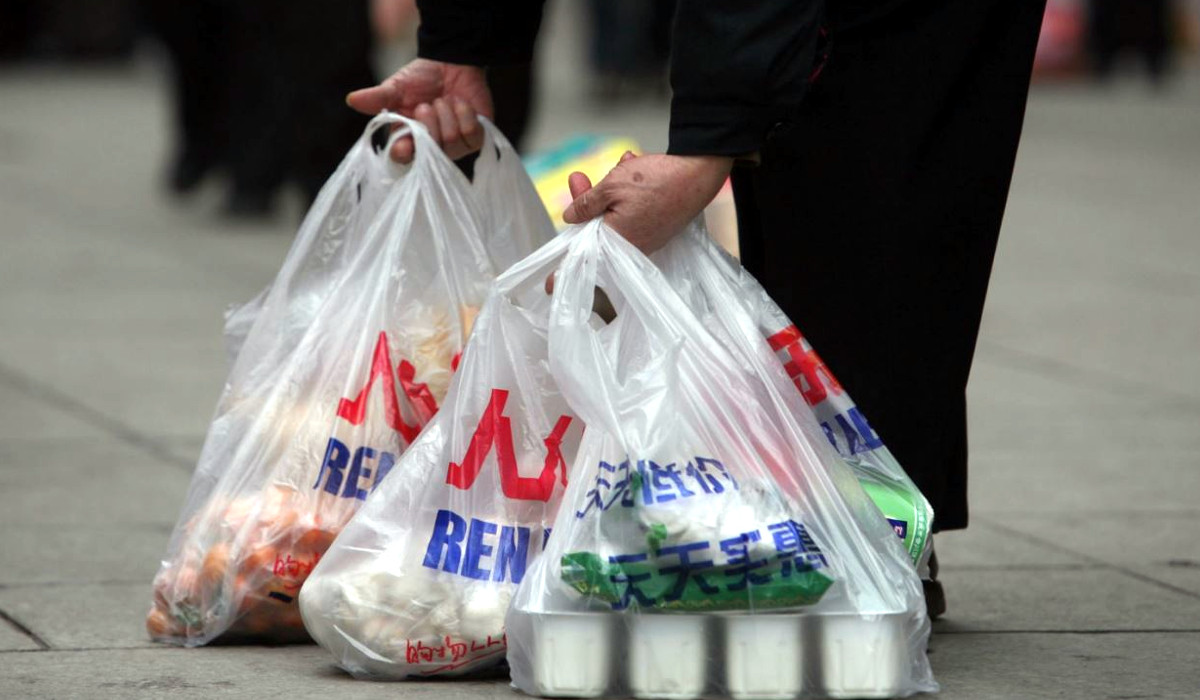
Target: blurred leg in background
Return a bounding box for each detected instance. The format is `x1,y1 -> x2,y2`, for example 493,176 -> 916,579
283,0 -> 376,204
42,0 -> 138,60
143,0 -> 231,194
225,0 -> 291,216
1089,0 -> 1176,83
225,0 -> 375,216
0,0 -> 37,62
2,0 -> 137,62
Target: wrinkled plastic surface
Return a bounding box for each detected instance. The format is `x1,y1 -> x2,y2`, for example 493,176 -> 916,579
299,230 -> 583,678
147,114 -> 552,646
506,220 -> 937,699
697,240 -> 934,575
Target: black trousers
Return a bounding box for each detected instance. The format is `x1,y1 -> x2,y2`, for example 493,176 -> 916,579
142,0 -> 231,167
227,0 -> 375,203
733,0 -> 1046,531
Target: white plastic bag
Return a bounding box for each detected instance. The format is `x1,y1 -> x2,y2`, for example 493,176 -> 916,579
222,115 -> 544,368
299,231 -> 584,678
506,220 -> 936,699
147,115 -> 551,646
691,236 -> 934,574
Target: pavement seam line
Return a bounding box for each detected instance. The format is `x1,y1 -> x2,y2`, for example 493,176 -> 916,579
0,608 -> 50,650
940,563 -> 1107,572
932,628 -> 1200,635
975,338 -> 1200,411
0,361 -> 194,472
0,646 -> 167,655
0,580 -> 151,591
974,515 -> 1200,602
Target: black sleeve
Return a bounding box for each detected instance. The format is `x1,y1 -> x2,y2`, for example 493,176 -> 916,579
416,0 -> 546,66
668,0 -> 825,156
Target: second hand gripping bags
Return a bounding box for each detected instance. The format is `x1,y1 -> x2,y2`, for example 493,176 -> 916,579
146,113 -> 552,646
506,220 -> 938,699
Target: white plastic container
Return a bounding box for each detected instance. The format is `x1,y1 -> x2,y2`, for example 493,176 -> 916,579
628,615 -> 708,699
531,614 -> 615,697
819,613 -> 906,699
724,615 -> 804,700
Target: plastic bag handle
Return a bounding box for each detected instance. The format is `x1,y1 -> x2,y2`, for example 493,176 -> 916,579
368,111 -> 500,169
546,221 -> 702,443
472,115 -> 513,175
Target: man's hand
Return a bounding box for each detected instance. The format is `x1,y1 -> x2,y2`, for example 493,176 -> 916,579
562,152 -> 733,255
346,58 -> 491,162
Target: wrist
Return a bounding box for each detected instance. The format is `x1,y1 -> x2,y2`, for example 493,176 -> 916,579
674,154 -> 734,184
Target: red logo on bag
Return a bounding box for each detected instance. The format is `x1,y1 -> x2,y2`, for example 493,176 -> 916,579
337,331 -> 441,442
446,389 -> 574,502
767,325 -> 843,406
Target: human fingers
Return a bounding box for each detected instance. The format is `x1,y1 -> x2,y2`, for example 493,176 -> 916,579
568,171 -> 593,200
346,81 -> 397,115
389,133 -> 415,163
433,98 -> 470,159
562,177 -> 613,224
413,102 -> 442,146
453,98 -> 485,153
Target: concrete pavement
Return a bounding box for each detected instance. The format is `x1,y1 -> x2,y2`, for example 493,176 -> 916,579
2,35 -> 1200,700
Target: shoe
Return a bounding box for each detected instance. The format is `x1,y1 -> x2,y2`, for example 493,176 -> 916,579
168,150 -> 218,194
922,549 -> 946,619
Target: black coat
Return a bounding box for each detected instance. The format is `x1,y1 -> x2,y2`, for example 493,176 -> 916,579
416,0 -> 1047,531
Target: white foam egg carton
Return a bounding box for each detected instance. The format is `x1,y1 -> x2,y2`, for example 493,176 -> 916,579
527,611 -> 908,700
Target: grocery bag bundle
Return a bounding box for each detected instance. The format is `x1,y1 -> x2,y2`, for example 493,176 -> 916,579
505,220 -> 937,699
298,230 -> 585,678
147,113 -> 553,646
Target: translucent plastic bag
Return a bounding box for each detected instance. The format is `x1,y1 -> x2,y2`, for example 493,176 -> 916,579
689,237 -> 934,574
147,115 -> 551,646
507,220 -> 936,699
221,114 -> 546,368
299,231 -> 584,678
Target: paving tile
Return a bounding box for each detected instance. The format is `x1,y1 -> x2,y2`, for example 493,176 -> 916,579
1,634 -> 1198,700
977,512 -> 1200,569
966,383 -> 1200,455
1146,563 -> 1200,597
0,438 -> 190,527
0,523 -> 170,587
0,388 -> 107,443
967,449 -> 1200,515
0,583 -> 155,651
0,647 -> 515,700
929,631 -> 1200,700
0,620 -> 40,652
161,436 -> 207,466
932,523 -> 1092,570
934,568 -> 1200,632
0,333 -> 232,440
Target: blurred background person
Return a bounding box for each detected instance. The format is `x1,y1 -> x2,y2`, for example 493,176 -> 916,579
143,0 -> 375,217
1089,0 -> 1178,84
142,1 -> 231,195
585,0 -> 675,102
141,0 -> 537,217
0,0 -> 138,62
222,0 -> 375,215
